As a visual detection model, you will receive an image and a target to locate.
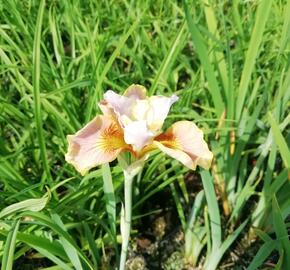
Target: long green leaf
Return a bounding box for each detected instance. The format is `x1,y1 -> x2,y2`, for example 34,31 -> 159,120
33,0 -> 52,184
268,113 -> 290,169
149,21 -> 187,95
15,232 -> 68,260
272,195 -> 290,269
183,0 -> 224,116
51,213 -> 83,270
85,18 -> 140,121
170,183 -> 186,231
1,219 -> 20,270
279,0 -> 290,52
236,0 -> 273,119
19,211 -> 94,270
0,193 -> 49,219
83,223 -> 100,269
206,219 -> 248,270
200,170 -> 221,251
185,190 -> 205,261
247,240 -> 278,270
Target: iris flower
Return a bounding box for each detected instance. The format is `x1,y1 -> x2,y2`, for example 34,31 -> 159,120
65,84 -> 213,175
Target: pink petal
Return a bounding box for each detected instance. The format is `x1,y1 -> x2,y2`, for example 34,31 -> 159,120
65,115 -> 129,175
154,121 -> 213,170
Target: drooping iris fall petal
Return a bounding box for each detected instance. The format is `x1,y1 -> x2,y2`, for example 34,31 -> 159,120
65,115 -> 129,175
154,121 -> 213,170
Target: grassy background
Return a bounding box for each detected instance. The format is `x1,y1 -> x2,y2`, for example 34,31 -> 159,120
0,0 -> 289,269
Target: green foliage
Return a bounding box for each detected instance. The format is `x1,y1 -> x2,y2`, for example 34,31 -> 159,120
0,0 -> 289,269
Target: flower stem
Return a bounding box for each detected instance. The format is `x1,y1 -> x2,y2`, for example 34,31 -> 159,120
119,174 -> 133,270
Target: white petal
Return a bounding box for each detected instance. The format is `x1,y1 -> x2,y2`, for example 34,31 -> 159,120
123,120 -> 154,151
147,95 -> 179,131
104,90 -> 134,117
131,99 -> 151,121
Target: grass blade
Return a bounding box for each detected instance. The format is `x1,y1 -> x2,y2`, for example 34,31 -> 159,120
149,21 -> 187,95
1,219 -> 20,270
14,232 -> 72,269
279,0 -> 290,52
85,18 -> 140,121
272,195 -> 290,269
20,211 -> 94,270
15,232 -> 68,260
206,219 -> 248,270
51,214 -> 83,270
170,183 -> 186,231
247,240 -> 277,270
236,0 -> 273,120
33,0 -> 52,184
185,190 -> 205,264
202,0 -> 228,92
83,223 -> 100,268
0,193 -> 49,219
200,170 -> 221,251
268,113 -> 290,169
183,0 -> 224,116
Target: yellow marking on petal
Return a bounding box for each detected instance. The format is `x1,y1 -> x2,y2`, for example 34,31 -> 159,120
96,122 -> 129,154
154,131 -> 181,149
65,115 -> 133,175
137,143 -> 156,158
153,121 -> 213,170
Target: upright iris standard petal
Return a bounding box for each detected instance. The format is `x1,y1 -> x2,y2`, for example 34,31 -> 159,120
103,90 -> 134,117
123,84 -> 147,99
65,115 -> 129,175
146,95 -> 179,132
102,87 -> 178,134
154,121 -> 213,170
103,85 -> 147,119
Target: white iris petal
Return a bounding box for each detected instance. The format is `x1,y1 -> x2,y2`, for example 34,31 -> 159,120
123,120 -> 154,151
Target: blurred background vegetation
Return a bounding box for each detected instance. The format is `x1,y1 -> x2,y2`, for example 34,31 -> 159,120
0,0 -> 289,269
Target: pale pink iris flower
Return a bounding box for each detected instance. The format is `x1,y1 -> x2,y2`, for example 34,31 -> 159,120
65,85 -> 213,175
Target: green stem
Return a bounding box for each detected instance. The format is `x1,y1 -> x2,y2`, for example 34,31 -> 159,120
119,174 -> 133,270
